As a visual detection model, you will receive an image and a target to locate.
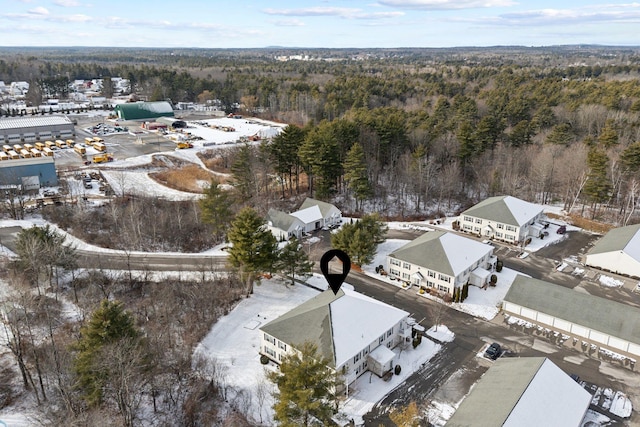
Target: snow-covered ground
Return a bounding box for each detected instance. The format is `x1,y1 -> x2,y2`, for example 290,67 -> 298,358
101,169 -> 203,200
183,117 -> 284,146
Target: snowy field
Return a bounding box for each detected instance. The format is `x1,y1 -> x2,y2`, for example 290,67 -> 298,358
182,117 -> 284,145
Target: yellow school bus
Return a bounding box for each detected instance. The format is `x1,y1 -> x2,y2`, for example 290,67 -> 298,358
45,140 -> 55,149
55,139 -> 66,148
35,142 -> 46,150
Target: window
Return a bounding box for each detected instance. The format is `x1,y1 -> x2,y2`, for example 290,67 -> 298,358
474,227 -> 480,233
506,234 -> 515,241
390,258 -> 401,266
278,341 -> 287,351
438,274 -> 451,283
379,335 -> 385,344
264,334 -> 275,345
506,225 -> 516,232
497,223 -> 504,229
475,218 -> 482,224
463,216 -> 473,222
496,232 -> 503,238
402,272 -> 410,280
438,284 -> 449,293
428,271 -> 436,278
265,347 -> 275,357
403,262 -> 411,269
354,353 -> 360,364
427,281 -> 435,287
390,268 -> 400,276
387,328 -> 393,337
463,224 -> 472,231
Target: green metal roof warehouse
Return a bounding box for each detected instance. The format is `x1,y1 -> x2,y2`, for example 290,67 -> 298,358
113,101 -> 174,121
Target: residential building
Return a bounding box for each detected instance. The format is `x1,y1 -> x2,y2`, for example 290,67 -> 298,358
387,231 -> 496,296
585,223 -> 640,278
459,195 -> 544,244
259,288 -> 410,386
447,357 -> 591,427
503,275 -> 640,358
266,198 -> 342,240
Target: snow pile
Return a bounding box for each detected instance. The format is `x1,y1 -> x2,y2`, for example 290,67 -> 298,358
424,400 -> 457,427
609,391 -> 632,418
598,275 -> 624,288
426,325 -> 455,343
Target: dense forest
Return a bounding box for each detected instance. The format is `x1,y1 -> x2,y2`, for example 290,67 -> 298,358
3,45 -> 640,224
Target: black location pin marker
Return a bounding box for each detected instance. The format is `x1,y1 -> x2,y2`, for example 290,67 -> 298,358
320,249 -> 351,295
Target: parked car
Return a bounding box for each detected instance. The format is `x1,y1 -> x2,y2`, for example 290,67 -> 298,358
557,225 -> 567,234
485,342 -> 502,360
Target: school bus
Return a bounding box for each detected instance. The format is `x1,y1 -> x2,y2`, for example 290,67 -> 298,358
8,150 -> 20,159
0,152 -> 8,161
23,143 -> 34,151
42,147 -> 54,157
45,140 -> 55,149
2,144 -> 11,153
30,148 -> 42,157
92,136 -> 104,143
92,142 -> 106,152
13,144 -> 22,152
74,145 -> 86,155
55,139 -> 66,148
84,137 -> 94,145
66,139 -> 75,147
35,142 -> 46,150
19,149 -> 31,158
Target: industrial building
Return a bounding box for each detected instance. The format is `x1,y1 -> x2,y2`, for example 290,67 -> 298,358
0,156 -> 58,188
113,101 -> 174,121
0,116 -> 75,144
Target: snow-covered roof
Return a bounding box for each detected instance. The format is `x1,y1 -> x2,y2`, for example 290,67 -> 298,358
368,344 -> 395,366
462,195 -> 544,227
260,288 -> 408,369
389,231 -> 493,277
0,115 -> 73,130
587,223 -> 640,261
291,205 -> 323,225
299,197 -> 341,218
266,208 -> 303,233
447,357 -> 591,427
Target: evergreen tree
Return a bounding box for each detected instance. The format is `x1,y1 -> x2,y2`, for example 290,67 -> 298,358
72,300 -> 143,407
227,207 -> 278,295
331,213 -> 387,266
267,341 -> 339,427
299,121 -> 342,199
545,123 -> 573,145
199,178 -> 234,242
231,143 -> 255,200
620,142 -> 640,173
269,125 -> 305,197
584,147 -> 611,216
389,401 -> 421,427
343,142 -> 371,211
275,236 -> 314,285
597,119 -> 619,148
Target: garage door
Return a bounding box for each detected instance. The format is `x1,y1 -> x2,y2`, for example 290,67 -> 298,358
571,324 -> 589,338
521,307 -> 538,320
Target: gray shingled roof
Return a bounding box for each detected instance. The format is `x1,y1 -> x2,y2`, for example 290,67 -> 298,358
504,276 -> 640,345
461,195 -> 542,227
446,358 -> 546,426
389,230 -> 455,276
299,197 -> 338,218
266,208 -> 298,232
261,290 -> 342,367
587,223 -> 640,255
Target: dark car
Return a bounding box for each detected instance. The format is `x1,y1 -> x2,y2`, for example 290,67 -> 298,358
557,225 -> 567,234
485,342 -> 502,360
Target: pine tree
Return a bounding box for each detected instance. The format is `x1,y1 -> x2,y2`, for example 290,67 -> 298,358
73,300 -> 143,407
598,119 -> 619,148
584,147 -> 611,218
275,236 -> 314,286
269,125 -> 305,197
199,178 -> 234,242
343,142 -> 371,211
545,123 -> 573,145
389,401 -> 421,427
227,207 -> 278,295
231,143 -> 255,200
267,341 -> 339,427
331,213 -> 387,266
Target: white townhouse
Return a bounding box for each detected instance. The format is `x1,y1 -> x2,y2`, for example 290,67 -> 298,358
259,288 -> 410,385
585,223 -> 640,278
297,197 -> 342,229
387,231 -> 496,296
459,195 -> 545,244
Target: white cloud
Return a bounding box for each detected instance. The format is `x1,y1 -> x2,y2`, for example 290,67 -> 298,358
377,0 -> 516,9
54,0 -> 81,6
484,4 -> 640,26
272,19 -> 306,27
28,6 -> 49,15
263,6 -> 403,19
59,14 -> 92,23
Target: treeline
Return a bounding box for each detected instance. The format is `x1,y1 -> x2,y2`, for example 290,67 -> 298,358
3,48 -> 640,222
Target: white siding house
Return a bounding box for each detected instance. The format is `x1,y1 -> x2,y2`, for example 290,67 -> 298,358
266,198 -> 342,241
387,231 -> 496,296
266,208 -> 305,241
503,275 -> 640,358
585,223 -> 640,278
459,195 -> 545,244
259,288 -> 410,387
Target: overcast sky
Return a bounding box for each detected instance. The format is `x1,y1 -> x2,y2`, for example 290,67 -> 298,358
2,0 -> 640,49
